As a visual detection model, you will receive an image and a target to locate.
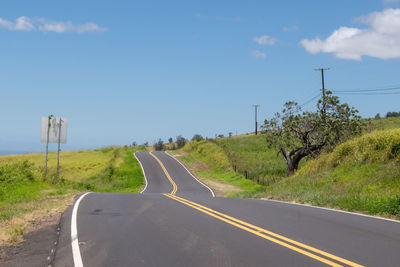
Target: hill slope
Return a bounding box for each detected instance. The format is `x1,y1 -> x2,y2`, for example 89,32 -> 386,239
173,117 -> 400,219
258,128 -> 400,219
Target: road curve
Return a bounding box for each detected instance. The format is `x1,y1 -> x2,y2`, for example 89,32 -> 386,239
54,151 -> 400,267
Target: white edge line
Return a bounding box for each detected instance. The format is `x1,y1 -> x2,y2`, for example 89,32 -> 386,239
71,192 -> 91,267
260,198 -> 400,224
165,151 -> 215,197
134,151 -> 148,194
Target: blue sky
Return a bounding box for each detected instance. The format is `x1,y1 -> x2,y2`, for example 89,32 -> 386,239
1,0 -> 400,153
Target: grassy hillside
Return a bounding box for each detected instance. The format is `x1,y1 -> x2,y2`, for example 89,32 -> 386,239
170,140 -> 263,196
172,117 -> 400,219
214,135 -> 288,183
369,117 -> 400,131
257,128 -> 400,219
0,146 -> 145,244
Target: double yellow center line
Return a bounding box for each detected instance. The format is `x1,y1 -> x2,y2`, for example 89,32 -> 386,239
164,194 -> 363,267
149,151 -> 177,194
149,151 -> 363,267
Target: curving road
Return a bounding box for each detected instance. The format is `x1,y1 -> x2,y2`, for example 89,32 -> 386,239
54,151 -> 400,267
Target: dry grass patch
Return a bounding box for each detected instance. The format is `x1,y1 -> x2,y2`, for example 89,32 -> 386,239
0,190 -> 76,245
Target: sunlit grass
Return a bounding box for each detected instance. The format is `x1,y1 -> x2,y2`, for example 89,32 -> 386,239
171,140 -> 263,197
257,129 -> 400,218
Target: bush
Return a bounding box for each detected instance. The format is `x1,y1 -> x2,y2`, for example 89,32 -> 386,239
176,135 -> 187,148
154,139 -> 164,151
0,160 -> 36,184
191,134 -> 204,141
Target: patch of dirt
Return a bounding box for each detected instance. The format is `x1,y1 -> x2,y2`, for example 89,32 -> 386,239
192,161 -> 210,172
0,192 -> 75,246
173,151 -> 190,157
0,214 -> 61,267
202,179 -> 241,197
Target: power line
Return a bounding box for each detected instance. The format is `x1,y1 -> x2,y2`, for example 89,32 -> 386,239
300,93 -> 321,108
333,91 -> 400,95
333,86 -> 400,93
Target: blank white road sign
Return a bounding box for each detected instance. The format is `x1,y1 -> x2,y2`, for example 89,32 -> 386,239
41,117 -> 68,144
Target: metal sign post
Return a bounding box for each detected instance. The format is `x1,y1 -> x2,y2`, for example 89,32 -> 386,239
44,115 -> 54,180
56,118 -> 63,183
41,116 -> 68,182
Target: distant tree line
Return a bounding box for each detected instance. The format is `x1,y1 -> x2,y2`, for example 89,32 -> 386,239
132,133 -> 209,151
386,111 -> 400,118
374,112 -> 400,119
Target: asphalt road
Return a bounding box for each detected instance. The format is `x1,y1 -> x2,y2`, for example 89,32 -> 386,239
54,151 -> 400,267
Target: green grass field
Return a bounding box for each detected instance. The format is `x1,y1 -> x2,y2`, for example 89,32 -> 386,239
0,146 -> 145,243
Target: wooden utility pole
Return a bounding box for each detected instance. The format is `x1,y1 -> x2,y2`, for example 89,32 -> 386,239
252,104 -> 260,135
315,68 -> 330,116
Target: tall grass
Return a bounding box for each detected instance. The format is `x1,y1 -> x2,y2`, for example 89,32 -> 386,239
298,129 -> 400,175
214,135 -> 289,184
369,117 -> 400,131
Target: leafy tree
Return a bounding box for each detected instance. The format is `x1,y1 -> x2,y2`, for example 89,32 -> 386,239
176,135 -> 187,148
154,139 -> 164,151
229,132 -> 233,138
143,141 -> 149,146
131,141 -> 137,147
168,137 -> 173,144
262,91 -> 364,175
217,134 -> 224,138
375,113 -> 381,119
191,134 -> 204,141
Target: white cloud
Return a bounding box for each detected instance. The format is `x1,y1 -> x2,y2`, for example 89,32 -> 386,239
283,25 -> 299,32
253,35 -> 276,46
251,50 -> 266,59
300,8 -> 400,60
0,16 -> 106,33
15,16 -> 34,31
0,18 -> 14,30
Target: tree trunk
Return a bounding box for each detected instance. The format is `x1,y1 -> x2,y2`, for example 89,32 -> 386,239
280,147 -> 303,176
286,157 -> 300,176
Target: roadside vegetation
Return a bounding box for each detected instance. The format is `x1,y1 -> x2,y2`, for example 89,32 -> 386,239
170,140 -> 263,197
257,128 -> 400,219
171,116 -> 400,219
0,146 -> 145,244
